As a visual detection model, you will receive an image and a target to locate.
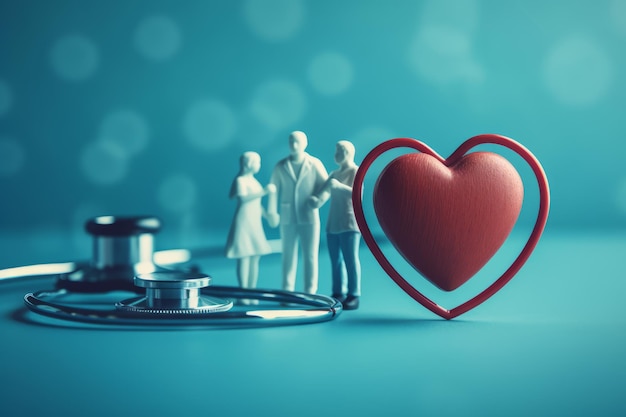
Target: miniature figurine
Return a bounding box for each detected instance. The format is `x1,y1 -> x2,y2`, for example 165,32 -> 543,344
225,151 -> 276,303
310,140 -> 361,310
267,131 -> 328,294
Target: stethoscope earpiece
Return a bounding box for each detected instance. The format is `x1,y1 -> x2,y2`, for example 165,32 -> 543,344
57,215 -> 165,293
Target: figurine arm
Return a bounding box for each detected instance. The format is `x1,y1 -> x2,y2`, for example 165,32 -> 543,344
238,188 -> 268,203
229,177 -> 268,203
262,184 -> 277,217
308,192 -> 329,209
328,178 -> 353,195
266,170 -> 280,228
307,161 -> 331,209
308,181 -> 331,209
328,167 -> 357,196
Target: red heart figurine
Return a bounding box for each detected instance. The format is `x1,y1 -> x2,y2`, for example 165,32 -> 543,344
352,134 -> 550,319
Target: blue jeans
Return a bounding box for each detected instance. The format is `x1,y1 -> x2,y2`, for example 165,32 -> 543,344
327,232 -> 361,297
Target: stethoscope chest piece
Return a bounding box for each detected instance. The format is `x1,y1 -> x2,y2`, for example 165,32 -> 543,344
11,215 -> 343,327
116,271 -> 233,315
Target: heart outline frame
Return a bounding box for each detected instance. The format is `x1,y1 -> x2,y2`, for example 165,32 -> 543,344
352,134 -> 550,319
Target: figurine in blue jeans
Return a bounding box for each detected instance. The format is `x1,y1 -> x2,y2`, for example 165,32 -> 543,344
310,140 -> 361,310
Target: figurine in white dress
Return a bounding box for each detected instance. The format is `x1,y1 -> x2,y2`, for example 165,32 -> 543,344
225,152 -> 275,298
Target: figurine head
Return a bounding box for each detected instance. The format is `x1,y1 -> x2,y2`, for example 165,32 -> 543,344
240,151 -> 261,174
334,140 -> 355,165
288,131 -> 308,157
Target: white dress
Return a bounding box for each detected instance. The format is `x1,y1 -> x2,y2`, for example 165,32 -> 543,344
225,176 -> 272,259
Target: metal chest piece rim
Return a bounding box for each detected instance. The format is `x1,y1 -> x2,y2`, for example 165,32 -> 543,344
115,271 -> 233,315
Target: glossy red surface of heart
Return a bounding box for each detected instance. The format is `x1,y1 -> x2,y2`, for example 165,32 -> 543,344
352,134 -> 550,319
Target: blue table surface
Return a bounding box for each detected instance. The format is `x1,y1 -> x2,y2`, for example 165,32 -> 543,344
1,230 -> 625,417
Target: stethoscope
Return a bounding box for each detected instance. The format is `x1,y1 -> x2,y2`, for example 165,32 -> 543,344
0,216 -> 342,327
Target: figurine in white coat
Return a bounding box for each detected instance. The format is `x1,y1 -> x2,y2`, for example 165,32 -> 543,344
225,152 -> 276,301
309,140 -> 361,310
267,131 -> 328,294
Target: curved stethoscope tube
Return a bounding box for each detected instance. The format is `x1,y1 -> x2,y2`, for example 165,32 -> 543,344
23,286 -> 342,327
0,249 -> 193,283
2,215 -> 343,327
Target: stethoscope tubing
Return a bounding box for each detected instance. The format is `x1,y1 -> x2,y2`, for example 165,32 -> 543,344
2,247 -> 343,328
0,248 -> 194,282
23,286 -> 342,327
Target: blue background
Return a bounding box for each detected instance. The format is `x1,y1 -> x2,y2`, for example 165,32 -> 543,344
1,0 -> 625,242
1,1 -> 626,416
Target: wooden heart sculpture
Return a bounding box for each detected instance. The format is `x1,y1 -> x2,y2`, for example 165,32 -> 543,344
352,134 -> 550,319
374,152 -> 524,292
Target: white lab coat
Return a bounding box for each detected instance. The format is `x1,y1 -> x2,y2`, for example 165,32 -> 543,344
270,153 -> 328,293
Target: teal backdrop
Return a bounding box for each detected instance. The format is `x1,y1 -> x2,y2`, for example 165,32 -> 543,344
1,2 -> 626,417
1,0 -> 625,248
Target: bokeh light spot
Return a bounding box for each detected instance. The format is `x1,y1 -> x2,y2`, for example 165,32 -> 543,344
99,109 -> 150,157
134,15 -> 182,61
183,99 -> 237,152
50,34 -> 100,81
544,36 -> 612,107
236,109 -> 281,150
351,126 -> 397,154
308,52 -> 354,96
80,141 -> 128,185
157,174 -> 197,212
0,79 -> 13,116
610,0 -> 626,37
408,25 -> 481,84
249,79 -> 306,130
420,0 -> 479,33
0,136 -> 25,177
243,0 -> 304,41
409,0 -> 482,85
